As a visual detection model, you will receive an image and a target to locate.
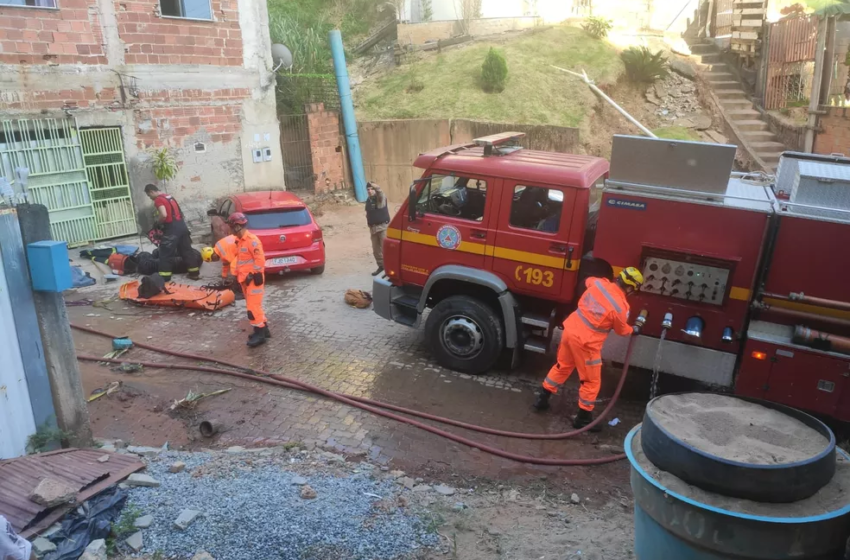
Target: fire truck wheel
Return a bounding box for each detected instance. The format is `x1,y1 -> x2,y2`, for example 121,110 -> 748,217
425,295 -> 504,375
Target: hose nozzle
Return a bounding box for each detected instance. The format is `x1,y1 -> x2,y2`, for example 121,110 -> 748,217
662,312 -> 673,330
633,310 -> 648,334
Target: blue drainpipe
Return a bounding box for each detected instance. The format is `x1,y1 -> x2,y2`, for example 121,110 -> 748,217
330,29 -> 367,202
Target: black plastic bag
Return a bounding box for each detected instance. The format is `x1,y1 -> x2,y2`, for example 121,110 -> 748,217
138,274 -> 167,299
43,487 -> 127,560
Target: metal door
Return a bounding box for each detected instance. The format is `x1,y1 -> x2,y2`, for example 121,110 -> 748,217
80,128 -> 137,240
766,347 -> 848,417
0,118 -> 96,247
492,181 -> 578,303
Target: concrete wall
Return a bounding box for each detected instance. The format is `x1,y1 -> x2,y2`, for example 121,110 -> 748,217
814,106 -> 850,157
397,16 -> 542,45
0,0 -> 283,232
359,118 -> 579,201
403,0 -> 571,24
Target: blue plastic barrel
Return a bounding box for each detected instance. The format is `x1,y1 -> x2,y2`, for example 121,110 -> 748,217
626,425 -> 850,560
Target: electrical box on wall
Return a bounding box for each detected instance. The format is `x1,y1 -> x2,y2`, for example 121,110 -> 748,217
252,149 -> 263,163
263,148 -> 272,162
640,251 -> 734,306
26,241 -> 72,292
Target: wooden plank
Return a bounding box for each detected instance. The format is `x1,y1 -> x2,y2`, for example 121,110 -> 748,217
732,20 -> 763,27
733,8 -> 765,14
732,31 -> 759,39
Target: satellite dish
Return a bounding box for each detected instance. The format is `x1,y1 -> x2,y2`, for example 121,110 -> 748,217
271,43 -> 293,71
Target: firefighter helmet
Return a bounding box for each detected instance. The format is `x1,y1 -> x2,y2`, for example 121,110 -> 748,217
620,267 -> 644,289
227,212 -> 248,227
201,247 -> 215,262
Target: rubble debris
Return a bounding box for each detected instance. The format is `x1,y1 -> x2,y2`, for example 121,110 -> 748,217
97,455 -> 110,463
170,389 -> 231,411
571,493 -> 581,504
300,485 -> 318,500
191,553 -> 216,560
174,509 -> 202,530
398,477 -> 416,490
134,514 -> 154,529
413,485 -> 432,493
434,484 -> 456,496
389,470 -> 405,478
669,57 -> 697,80
29,478 -> 76,507
79,539 -> 107,560
291,476 -> 308,486
126,530 -> 144,552
32,536 -> 57,555
169,462 -> 186,474
126,474 -> 161,488
128,446 -> 163,457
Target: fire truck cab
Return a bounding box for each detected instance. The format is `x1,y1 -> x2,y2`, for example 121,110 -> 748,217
372,132 -> 610,374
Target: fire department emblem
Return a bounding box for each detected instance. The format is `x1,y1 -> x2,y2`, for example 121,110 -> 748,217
279,234 -> 287,242
436,225 -> 461,250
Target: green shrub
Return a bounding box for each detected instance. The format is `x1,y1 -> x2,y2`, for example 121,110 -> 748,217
481,47 -> 508,93
621,46 -> 668,83
582,16 -> 613,40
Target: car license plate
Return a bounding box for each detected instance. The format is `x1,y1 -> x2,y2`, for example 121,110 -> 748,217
267,257 -> 299,267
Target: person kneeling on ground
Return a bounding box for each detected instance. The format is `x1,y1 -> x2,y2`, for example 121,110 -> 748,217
365,182 -> 390,276
144,184 -> 201,281
228,212 -> 270,348
534,267 -> 644,430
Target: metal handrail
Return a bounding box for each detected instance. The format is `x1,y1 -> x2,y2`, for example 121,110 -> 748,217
604,179 -> 774,204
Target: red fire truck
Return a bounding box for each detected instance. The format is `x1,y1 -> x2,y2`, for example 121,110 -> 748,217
372,133 -> 850,421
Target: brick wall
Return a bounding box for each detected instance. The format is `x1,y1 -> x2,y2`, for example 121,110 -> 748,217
814,106 -> 850,157
0,0 -> 106,65
306,103 -> 345,194
134,88 -> 250,148
117,0 -> 243,65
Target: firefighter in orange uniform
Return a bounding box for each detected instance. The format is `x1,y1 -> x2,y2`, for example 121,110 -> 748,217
212,234 -> 244,299
227,213 -> 270,348
534,267 -> 645,429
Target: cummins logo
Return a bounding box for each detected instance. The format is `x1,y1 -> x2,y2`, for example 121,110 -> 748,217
607,198 -> 647,211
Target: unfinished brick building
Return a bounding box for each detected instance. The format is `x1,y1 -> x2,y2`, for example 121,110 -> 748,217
0,0 -> 284,244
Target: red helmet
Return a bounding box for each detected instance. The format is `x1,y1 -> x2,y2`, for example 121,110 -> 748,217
227,212 -> 248,227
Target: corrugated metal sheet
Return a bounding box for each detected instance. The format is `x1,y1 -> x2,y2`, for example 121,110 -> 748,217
0,448 -> 144,533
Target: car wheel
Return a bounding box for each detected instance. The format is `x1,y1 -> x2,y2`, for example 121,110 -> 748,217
425,295 -> 503,375
310,265 -> 325,275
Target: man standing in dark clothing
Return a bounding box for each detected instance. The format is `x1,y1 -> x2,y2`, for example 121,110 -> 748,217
144,184 -> 200,281
365,182 -> 390,276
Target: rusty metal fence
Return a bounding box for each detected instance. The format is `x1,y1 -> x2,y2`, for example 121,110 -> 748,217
763,15 -> 818,110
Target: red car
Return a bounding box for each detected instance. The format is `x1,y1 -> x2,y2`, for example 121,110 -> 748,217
209,191 -> 325,275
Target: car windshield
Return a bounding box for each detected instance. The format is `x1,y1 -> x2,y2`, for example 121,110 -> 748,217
245,208 -> 311,229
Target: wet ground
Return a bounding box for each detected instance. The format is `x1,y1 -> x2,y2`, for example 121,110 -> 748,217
68,202 -> 650,497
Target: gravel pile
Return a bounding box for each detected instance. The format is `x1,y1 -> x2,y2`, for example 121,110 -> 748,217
125,451 -> 439,560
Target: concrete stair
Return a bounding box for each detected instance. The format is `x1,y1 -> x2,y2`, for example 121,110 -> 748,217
689,40 -> 786,171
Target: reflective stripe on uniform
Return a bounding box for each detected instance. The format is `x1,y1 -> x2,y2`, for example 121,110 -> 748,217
585,359 -> 603,366
576,310 -> 609,334
579,397 -> 597,407
237,259 -> 254,265
543,376 -> 563,388
594,280 -> 622,313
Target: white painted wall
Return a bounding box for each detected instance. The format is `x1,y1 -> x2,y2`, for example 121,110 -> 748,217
0,238 -> 36,459
403,0 -> 572,23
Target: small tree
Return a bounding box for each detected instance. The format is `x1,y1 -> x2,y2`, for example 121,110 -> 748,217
422,0 -> 433,21
481,47 -> 508,93
621,47 -> 668,83
151,147 -> 178,183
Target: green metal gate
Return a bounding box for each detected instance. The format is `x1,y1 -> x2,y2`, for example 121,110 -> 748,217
0,118 -> 97,246
79,128 -> 137,240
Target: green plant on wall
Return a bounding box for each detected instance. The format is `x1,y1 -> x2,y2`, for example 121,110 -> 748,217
151,147 -> 179,183
422,0 -> 433,21
481,47 -> 508,93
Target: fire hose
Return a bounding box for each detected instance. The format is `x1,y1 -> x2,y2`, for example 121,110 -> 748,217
71,323 -> 639,466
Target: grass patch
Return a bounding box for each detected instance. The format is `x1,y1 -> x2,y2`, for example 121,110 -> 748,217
107,505 -> 141,556
27,422 -> 68,454
653,126 -> 701,141
356,26 -> 623,127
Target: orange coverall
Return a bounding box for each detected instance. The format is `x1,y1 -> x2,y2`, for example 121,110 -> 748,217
543,277 -> 633,411
234,230 -> 267,328
213,235 -> 238,279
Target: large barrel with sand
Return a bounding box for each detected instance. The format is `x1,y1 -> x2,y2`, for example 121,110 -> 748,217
641,393 -> 836,503
626,393 -> 850,559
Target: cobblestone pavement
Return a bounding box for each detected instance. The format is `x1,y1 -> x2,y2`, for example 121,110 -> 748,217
69,203 -> 647,489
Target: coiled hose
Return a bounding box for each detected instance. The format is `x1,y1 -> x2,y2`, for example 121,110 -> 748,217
72,323 -> 638,466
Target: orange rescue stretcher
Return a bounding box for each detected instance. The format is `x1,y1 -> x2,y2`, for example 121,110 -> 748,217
119,280 -> 235,311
